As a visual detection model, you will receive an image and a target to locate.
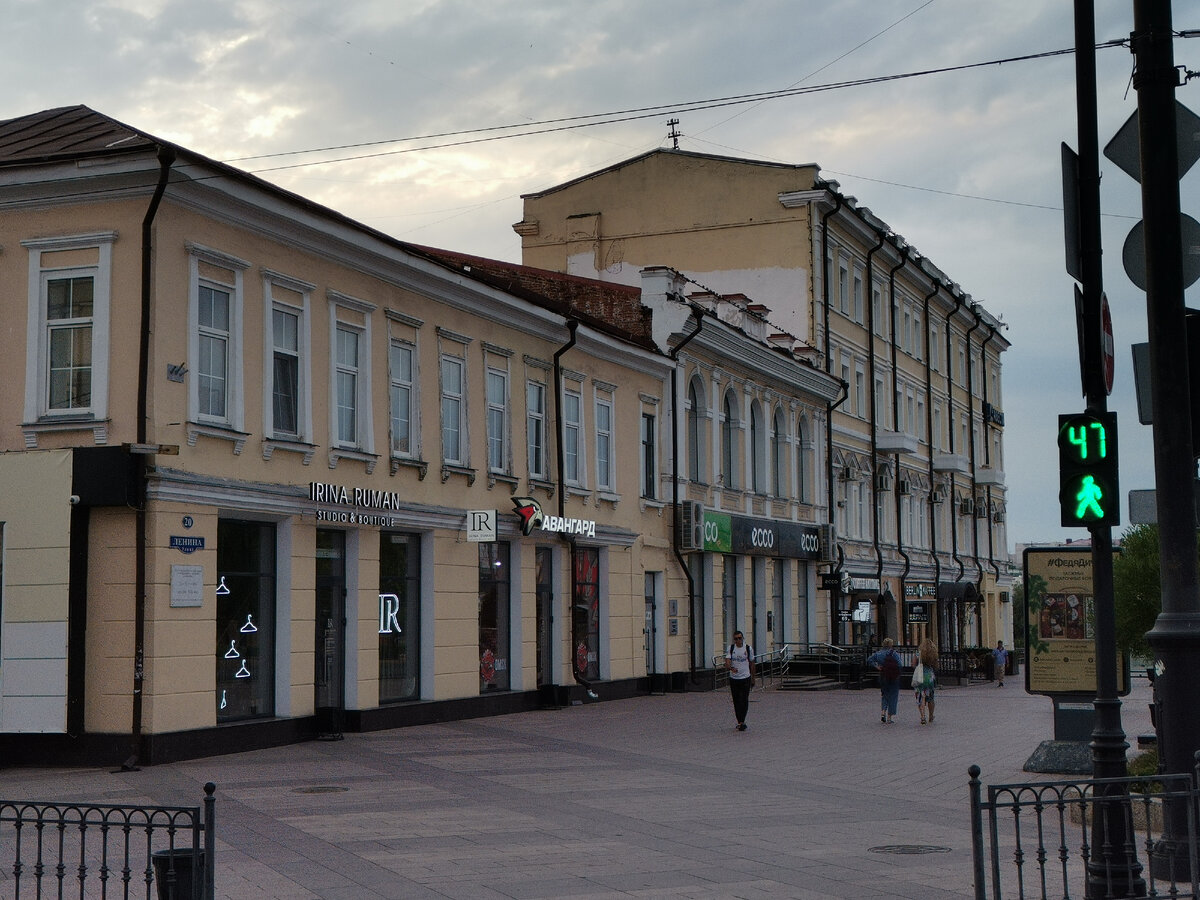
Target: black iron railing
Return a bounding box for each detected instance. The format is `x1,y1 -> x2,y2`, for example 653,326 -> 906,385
969,761 -> 1200,899
0,782 -> 216,900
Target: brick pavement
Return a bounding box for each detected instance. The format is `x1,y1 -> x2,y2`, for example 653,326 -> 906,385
0,674 -> 1156,899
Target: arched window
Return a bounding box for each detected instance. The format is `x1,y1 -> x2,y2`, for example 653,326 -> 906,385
796,416 -> 810,503
750,401 -> 765,493
687,377 -> 706,483
721,390 -> 739,489
772,407 -> 787,497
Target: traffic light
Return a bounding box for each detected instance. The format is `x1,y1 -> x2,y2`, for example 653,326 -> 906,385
1058,411 -> 1120,527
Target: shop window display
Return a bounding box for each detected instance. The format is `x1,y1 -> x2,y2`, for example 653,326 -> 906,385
216,520 -> 275,722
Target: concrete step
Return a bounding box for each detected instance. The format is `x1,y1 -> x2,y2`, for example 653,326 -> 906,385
779,675 -> 843,692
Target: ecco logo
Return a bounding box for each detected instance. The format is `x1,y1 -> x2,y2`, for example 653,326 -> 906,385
798,533 -> 819,552
750,527 -> 775,549
703,520 -> 720,544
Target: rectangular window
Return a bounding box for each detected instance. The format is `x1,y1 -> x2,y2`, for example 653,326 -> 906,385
272,308 -> 299,435
574,548 -> 601,681
853,270 -> 864,323
564,387 -> 582,484
641,411 -> 657,499
198,284 -> 231,420
487,368 -> 508,473
855,366 -> 865,419
335,326 -> 360,445
596,395 -> 614,491
441,356 -> 465,464
931,325 -> 940,372
913,312 -> 922,360
379,532 -> 420,703
839,262 -> 849,314
527,381 -> 547,479
216,520 -> 276,723
46,275 -> 95,411
479,542 -> 511,692
389,342 -> 414,456
872,287 -> 882,335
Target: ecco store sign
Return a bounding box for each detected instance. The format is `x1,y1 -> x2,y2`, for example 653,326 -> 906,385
702,511 -> 821,559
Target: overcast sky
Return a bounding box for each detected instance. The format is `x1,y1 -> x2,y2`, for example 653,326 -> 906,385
5,0 -> 1198,553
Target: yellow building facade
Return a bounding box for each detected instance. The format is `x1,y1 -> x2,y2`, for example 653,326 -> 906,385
516,149 -> 1013,657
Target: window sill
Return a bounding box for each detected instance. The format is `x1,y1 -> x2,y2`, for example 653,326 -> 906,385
441,463 -> 476,485
329,446 -> 379,474
391,456 -> 429,479
22,416 -> 110,449
487,471 -> 519,490
187,422 -> 250,455
262,437 -> 316,465
527,478 -> 556,498
596,491 -> 621,507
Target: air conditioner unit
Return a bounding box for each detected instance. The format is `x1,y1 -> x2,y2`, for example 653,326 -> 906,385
875,473 -> 893,492
975,497 -> 989,519
677,500 -> 705,551
931,489 -> 945,505
817,523 -> 838,562
898,477 -> 912,496
959,497 -> 975,516
839,465 -> 854,482
993,511 -> 1006,523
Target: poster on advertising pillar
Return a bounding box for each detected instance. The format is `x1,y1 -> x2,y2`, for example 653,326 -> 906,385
1023,546 -> 1128,696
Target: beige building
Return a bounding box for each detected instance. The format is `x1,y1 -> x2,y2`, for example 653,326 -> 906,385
0,109 -> 838,764
515,149 -> 1013,655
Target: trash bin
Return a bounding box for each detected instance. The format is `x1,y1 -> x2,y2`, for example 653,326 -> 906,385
152,847 -> 203,900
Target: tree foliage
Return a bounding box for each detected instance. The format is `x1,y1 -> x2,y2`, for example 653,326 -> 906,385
1112,523 -> 1166,658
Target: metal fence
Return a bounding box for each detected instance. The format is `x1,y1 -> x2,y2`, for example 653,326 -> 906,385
969,762 -> 1200,899
0,782 -> 216,900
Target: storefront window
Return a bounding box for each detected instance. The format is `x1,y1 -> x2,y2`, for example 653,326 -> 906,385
216,520 -> 275,723
573,548 -> 600,681
478,542 -> 510,692
722,555 -> 737,650
379,532 -> 420,703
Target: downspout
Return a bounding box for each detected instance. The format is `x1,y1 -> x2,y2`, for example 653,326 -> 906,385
965,306 -> 984,596
130,144 -> 175,769
980,325 -> 1002,586
944,293 -> 965,584
921,282 -> 943,633
864,228 -> 887,633
668,312 -> 705,683
886,246 -> 912,626
819,194 -> 846,637
553,320 -> 593,695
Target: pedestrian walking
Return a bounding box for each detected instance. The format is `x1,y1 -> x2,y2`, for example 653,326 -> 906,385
993,640 -> 1009,687
726,630 -> 755,731
866,637 -> 901,724
912,638 -> 938,725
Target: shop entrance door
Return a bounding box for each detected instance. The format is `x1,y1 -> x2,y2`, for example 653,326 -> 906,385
315,529 -> 346,738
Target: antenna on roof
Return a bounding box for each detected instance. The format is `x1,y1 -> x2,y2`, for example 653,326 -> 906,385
666,118 -> 681,150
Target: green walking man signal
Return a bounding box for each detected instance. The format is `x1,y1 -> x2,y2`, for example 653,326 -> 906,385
1058,411 -> 1120,528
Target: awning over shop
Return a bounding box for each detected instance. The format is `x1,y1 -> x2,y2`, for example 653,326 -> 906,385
937,581 -> 980,602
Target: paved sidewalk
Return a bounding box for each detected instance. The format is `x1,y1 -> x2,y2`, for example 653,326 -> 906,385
1,675 -> 1155,899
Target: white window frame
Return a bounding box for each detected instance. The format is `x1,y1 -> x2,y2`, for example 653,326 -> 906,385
486,364 -> 510,475
390,340 -> 417,458
838,261 -> 850,315
527,379 -> 548,480
441,354 -> 467,466
640,406 -> 658,500
328,291 -> 375,456
563,382 -> 584,486
595,389 -> 615,492
262,270 -> 314,448
853,269 -> 864,324
185,242 -> 249,443
23,233 -> 117,432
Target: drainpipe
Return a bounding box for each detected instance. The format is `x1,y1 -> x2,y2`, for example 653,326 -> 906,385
818,194 -> 846,639
944,292 -> 965,585
128,144 -> 175,770
864,228 -> 887,634
921,281 -> 943,640
668,312 -> 705,684
980,325 -> 1002,587
965,306 -> 984,598
886,245 -> 912,626
553,320 -> 595,696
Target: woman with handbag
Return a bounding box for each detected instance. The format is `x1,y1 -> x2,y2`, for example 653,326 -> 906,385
912,637 -> 938,725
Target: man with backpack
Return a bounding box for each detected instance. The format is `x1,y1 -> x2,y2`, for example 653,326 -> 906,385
725,631 -> 756,731
867,637 -> 901,724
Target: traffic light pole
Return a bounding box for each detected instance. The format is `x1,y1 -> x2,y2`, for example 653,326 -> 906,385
1074,2 -> 1143,896
1132,0 -> 1200,874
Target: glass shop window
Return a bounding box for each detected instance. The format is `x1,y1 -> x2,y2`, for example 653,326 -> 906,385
216,520 -> 276,722
379,532 -> 421,703
478,542 -> 511,693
